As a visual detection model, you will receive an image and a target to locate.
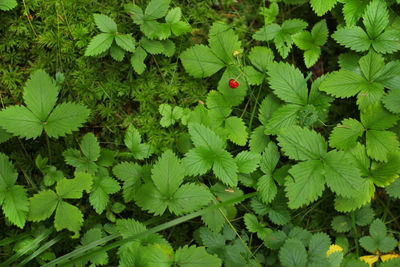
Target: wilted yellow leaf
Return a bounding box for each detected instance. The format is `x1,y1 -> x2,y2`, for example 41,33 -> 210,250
360,255 -> 379,267
327,244 -> 343,256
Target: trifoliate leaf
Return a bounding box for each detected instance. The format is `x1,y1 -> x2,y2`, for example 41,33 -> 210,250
89,174 -> 120,214
124,125 -> 153,160
56,172 -> 93,199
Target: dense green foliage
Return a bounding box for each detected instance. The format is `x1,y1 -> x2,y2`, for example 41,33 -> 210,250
1,0 -> 400,266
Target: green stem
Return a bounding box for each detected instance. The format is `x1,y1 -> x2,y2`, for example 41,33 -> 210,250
42,192 -> 257,267
351,212 -> 360,257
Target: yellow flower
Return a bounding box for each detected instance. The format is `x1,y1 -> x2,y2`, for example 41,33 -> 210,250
327,244 -> 344,256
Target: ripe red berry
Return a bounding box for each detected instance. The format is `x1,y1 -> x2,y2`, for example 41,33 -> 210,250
229,79 -> 239,88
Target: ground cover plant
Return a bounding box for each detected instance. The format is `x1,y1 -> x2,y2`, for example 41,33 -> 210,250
1,0 -> 400,266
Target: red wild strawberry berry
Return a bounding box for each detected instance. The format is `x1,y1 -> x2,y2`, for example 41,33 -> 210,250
229,79 -> 239,89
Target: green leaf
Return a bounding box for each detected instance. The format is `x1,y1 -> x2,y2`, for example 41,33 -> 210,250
332,27 -> 371,52
169,183 -> 212,215
159,104 -> 182,127
355,205 -> 375,226
56,172 -> 93,199
279,239 -> 307,267
265,230 -> 287,249
23,69 -> 59,120
324,150 -> 364,197
44,102 -> 90,138
386,178 -> 400,198
372,29 -> 400,54
89,174 -> 120,214
366,130 -> 399,162
303,47 -> 321,68
80,133 -> 100,162
165,7 -> 181,24
310,0 -> 337,16
342,0 -> 369,27
124,125 -> 153,159
93,14 -> 117,33
308,233 -> 331,265
286,160 -> 325,209
249,126 -> 270,154
175,245 -> 222,267
188,123 -> 224,150
212,149 -> 238,186
383,90 -> 400,114
110,44 -> 125,61
0,0 -> 17,11
182,147 -> 213,177
209,22 -> 241,65
312,19 -> 329,46
363,0 -> 388,39
277,126 -> 327,161
85,33 -> 114,56
28,190 -> 58,222
267,62 -> 308,105
140,37 -> 164,54
257,175 -> 277,204
113,162 -> 142,202
115,34 -> 136,52
171,21 -> 191,36
235,151 -> 260,174
131,47 -> 147,74
54,201 -> 83,237
248,46 -> 274,72
329,118 -> 365,150
180,45 -> 225,78
265,104 -> 300,135
135,183 -> 168,215
319,70 -> 365,98
160,39 -> 176,56
359,51 -> 385,82
78,228 -> 109,266
332,216 -> 352,233
139,244 -> 173,267
0,106 -> 43,139
370,151 -> 400,187
151,150 -> 185,197
225,116 -> 248,146
144,0 -> 170,20
260,142 -> 280,176
125,4 -> 144,25
2,185 -> 29,228
361,103 -> 399,130
206,90 -> 232,122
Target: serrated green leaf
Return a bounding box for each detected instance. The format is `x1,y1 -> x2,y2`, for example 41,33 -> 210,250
56,172 -> 93,199
27,190 -> 58,222
257,175 -> 277,204
3,185 -> 29,228
85,33 -> 114,56
180,45 -> 225,78
310,0 -> 337,16
54,201 -> 83,237
93,14 -> 117,33
44,102 -> 90,138
382,90 -> 400,114
308,233 -> 331,265
277,126 -> 327,161
225,116 -> 248,146
319,70 -> 365,98
286,160 -> 325,209
359,51 -> 385,82
0,106 -> 43,139
115,34 -> 136,52
361,103 -> 399,130
329,118 -> 364,150
212,149 -> 238,187
267,62 -> 308,105
279,239 -> 307,267
144,0 -> 170,20
175,245 -> 222,267
332,27 -> 371,52
80,133 -> 100,162
131,46 -> 147,74
332,216 -> 352,233
235,151 -> 260,174
366,130 -> 399,162
363,0 -> 388,39
110,44 -> 125,61
89,174 -> 120,214
265,104 -> 300,135
0,0 -> 17,11
169,183 -> 212,215
125,4 -> 144,25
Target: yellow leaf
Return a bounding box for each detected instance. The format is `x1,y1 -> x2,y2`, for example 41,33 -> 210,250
360,255 -> 379,267
381,254 -> 400,262
327,244 -> 343,256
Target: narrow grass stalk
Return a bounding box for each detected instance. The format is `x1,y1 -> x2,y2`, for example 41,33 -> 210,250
42,192 -> 256,267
